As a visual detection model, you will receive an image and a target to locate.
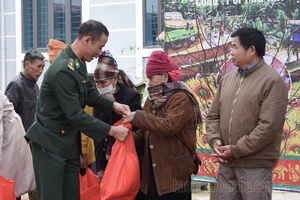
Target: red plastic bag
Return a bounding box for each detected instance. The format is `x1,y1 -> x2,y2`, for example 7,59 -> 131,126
79,167 -> 100,200
100,119 -> 140,200
0,176 -> 16,200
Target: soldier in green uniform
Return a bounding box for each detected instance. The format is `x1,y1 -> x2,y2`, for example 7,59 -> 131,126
25,20 -> 130,200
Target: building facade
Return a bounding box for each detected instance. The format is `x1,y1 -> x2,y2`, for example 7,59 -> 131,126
0,0 -> 163,90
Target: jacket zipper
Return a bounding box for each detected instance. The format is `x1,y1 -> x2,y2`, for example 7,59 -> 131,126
228,76 -> 244,145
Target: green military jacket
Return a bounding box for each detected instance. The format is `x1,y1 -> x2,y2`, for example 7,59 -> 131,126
25,45 -> 114,159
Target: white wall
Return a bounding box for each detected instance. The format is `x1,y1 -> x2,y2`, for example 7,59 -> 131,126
0,0 -> 163,90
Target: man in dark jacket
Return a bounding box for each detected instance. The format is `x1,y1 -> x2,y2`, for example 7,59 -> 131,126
5,50 -> 45,132
25,20 -> 130,200
5,49 -> 45,200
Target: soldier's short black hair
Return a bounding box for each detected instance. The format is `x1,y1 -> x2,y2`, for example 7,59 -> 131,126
23,50 -> 45,69
77,19 -> 109,42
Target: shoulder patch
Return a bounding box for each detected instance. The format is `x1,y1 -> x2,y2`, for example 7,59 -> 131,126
67,58 -> 74,71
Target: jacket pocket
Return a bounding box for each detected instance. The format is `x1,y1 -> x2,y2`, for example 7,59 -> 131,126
51,126 -> 76,151
169,150 -> 194,178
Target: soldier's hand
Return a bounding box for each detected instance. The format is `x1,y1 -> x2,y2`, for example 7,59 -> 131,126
108,124 -> 129,142
112,102 -> 130,117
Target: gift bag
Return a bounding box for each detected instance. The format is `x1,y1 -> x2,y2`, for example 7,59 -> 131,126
100,120 -> 140,200
0,176 -> 16,200
79,167 -> 100,200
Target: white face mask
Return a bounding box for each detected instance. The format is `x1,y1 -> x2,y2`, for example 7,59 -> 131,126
97,84 -> 116,94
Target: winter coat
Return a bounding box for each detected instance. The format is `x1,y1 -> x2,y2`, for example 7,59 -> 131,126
132,91 -> 197,196
0,90 -> 36,197
206,60 -> 288,168
5,72 -> 39,131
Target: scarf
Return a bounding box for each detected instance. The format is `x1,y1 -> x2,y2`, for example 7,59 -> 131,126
147,82 -> 202,124
119,69 -> 137,91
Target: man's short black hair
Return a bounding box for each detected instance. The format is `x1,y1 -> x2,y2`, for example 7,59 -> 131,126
23,50 -> 45,69
231,27 -> 266,57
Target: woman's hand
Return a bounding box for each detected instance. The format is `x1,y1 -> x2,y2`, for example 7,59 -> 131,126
123,111 -> 136,123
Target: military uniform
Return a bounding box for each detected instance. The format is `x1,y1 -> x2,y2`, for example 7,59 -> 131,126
25,45 -> 114,200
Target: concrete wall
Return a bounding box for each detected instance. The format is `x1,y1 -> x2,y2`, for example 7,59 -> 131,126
0,0 -> 18,91
87,1 -> 138,79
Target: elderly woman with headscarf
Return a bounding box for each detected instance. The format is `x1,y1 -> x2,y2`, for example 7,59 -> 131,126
124,50 -> 202,200
93,51 -> 142,182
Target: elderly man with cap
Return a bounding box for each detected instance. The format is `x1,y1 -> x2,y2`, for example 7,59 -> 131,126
124,50 -> 202,200
93,50 -> 142,182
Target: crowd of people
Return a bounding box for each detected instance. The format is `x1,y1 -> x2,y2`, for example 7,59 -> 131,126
0,19 -> 288,200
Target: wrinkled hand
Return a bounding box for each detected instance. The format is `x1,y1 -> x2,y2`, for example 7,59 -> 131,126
80,154 -> 88,168
216,145 -> 233,160
97,169 -> 104,183
112,102 -> 130,117
123,111 -> 136,123
108,123 -> 129,142
211,140 -> 232,163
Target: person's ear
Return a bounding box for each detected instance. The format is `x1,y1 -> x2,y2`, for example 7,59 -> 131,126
24,61 -> 30,69
84,36 -> 92,45
163,73 -> 169,82
249,45 -> 256,55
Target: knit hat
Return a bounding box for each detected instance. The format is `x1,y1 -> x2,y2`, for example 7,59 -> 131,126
94,51 -> 119,81
146,50 -> 180,82
48,39 -> 66,63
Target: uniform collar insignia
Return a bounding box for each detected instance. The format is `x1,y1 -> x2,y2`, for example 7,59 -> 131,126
74,59 -> 80,69
67,58 -> 74,71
